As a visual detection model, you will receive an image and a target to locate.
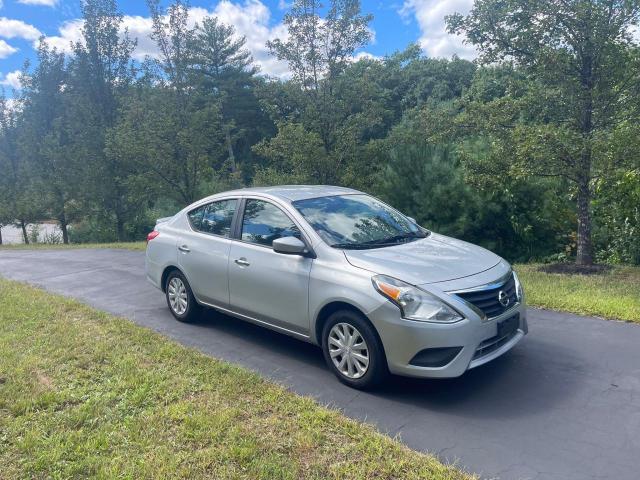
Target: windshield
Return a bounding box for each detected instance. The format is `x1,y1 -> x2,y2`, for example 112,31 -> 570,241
292,194 -> 427,249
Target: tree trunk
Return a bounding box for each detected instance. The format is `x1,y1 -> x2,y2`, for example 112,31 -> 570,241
56,191 -> 70,244
576,52 -> 594,266
116,215 -> 125,242
0,226 -> 3,245
225,126 -> 236,173
113,186 -> 126,242
59,215 -> 69,245
576,180 -> 593,265
20,219 -> 29,245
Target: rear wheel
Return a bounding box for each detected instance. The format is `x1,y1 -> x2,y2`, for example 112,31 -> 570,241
321,310 -> 388,389
165,270 -> 201,322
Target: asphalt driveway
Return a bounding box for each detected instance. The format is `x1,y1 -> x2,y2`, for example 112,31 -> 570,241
1,248 -> 639,480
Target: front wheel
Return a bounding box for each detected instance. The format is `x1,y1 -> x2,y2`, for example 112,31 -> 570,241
165,270 -> 201,322
321,310 -> 388,389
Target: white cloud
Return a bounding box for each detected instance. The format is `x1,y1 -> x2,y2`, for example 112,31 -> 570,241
39,0 -> 290,77
352,51 -> 381,62
0,39 -> 17,58
37,18 -> 82,52
209,0 -> 290,77
630,24 -> 640,43
367,26 -> 376,45
6,98 -> 20,111
0,17 -> 42,40
400,0 -> 476,59
0,69 -> 22,89
118,15 -> 156,60
17,0 -> 58,6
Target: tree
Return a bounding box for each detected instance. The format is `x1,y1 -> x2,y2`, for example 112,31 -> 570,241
0,98 -> 10,244
255,1 -> 379,185
0,95 -> 42,243
268,0 -> 372,90
68,0 -> 136,241
19,43 -> 81,244
265,0 -> 373,153
109,0 -> 226,205
188,17 -> 270,179
447,0 -> 640,265
370,108 -> 574,260
380,143 -> 477,234
107,84 -> 225,205
252,122 -> 330,184
0,96 -> 16,244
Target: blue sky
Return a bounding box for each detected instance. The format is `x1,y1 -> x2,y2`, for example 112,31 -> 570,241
0,0 -> 476,91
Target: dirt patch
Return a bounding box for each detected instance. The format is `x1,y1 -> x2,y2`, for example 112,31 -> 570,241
35,371 -> 54,389
538,263 -> 613,275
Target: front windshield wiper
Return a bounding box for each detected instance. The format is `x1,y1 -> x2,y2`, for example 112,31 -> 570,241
331,231 -> 427,250
364,231 -> 427,246
330,243 -> 380,250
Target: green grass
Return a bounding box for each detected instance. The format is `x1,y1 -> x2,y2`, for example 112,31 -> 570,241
0,241 -> 146,251
0,279 -> 472,480
516,264 -> 640,323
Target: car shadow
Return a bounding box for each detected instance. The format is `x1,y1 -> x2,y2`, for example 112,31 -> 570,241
187,307 -> 326,366
185,308 -> 580,419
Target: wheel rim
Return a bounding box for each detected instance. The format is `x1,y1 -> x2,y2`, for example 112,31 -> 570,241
328,322 -> 370,379
167,277 -> 188,315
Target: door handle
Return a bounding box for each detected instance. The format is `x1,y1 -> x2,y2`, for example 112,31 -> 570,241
178,245 -> 190,253
234,258 -> 250,267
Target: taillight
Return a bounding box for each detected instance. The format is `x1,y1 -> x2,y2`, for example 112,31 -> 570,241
147,231 -> 160,242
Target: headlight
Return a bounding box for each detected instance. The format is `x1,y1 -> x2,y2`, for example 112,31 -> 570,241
372,275 -> 463,323
513,270 -> 524,301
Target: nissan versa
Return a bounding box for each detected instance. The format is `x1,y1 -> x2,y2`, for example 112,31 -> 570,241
145,186 -> 527,388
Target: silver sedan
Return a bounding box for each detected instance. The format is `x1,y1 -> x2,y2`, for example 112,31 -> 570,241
145,185 -> 527,389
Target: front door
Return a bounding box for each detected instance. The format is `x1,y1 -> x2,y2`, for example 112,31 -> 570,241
228,199 -> 312,335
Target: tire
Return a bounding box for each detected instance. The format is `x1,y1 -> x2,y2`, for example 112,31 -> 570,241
165,270 -> 201,322
321,309 -> 388,389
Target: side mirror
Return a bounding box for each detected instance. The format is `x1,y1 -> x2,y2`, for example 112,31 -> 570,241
273,236 -> 308,255
407,216 -> 417,225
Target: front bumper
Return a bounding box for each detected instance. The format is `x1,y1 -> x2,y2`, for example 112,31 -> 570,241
368,299 -> 528,378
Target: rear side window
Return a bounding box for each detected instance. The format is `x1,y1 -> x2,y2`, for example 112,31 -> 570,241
188,199 -> 237,237
241,199 -> 301,247
187,205 -> 206,231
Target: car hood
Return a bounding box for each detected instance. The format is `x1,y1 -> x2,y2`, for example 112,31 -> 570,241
343,233 -> 502,285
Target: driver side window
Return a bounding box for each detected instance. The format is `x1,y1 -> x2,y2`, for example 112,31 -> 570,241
241,199 -> 301,247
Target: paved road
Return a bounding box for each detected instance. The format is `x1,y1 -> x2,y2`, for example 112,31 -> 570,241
1,249 -> 639,480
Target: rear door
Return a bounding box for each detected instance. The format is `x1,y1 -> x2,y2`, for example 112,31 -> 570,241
227,198 -> 313,335
177,198 -> 238,306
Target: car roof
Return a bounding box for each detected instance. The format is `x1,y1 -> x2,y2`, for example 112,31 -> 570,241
210,185 -> 363,202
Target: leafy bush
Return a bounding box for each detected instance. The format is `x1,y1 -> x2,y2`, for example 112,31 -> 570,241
593,170 -> 640,265
42,230 -> 62,245
68,219 -> 118,244
596,210 -> 640,265
27,225 -> 41,244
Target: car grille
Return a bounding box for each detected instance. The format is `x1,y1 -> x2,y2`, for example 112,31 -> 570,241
472,324 -> 519,360
455,272 -> 517,319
